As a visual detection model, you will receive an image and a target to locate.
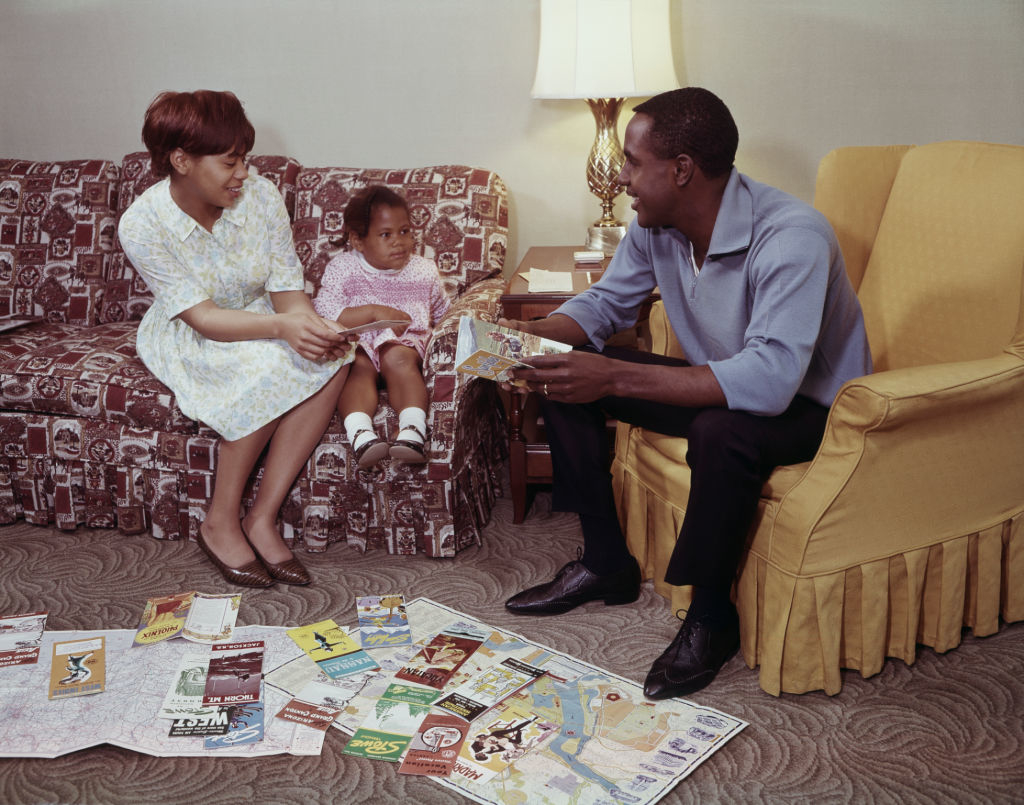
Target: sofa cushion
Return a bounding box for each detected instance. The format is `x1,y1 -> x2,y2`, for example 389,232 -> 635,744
291,166 -> 507,298
99,152 -> 303,324
0,321 -> 199,434
0,159 -> 119,327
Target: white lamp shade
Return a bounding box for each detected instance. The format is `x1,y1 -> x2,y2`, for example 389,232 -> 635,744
531,0 -> 679,99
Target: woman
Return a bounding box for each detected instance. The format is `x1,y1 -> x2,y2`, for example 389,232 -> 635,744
119,90 -> 353,587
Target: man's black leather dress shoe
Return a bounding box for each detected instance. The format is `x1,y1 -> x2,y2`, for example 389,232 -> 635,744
643,609 -> 740,699
505,557 -> 641,615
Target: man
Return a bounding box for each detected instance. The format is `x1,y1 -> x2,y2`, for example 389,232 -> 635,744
502,87 -> 872,699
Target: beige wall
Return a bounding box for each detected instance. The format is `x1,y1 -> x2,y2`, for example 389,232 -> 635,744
2,0 -> 1022,271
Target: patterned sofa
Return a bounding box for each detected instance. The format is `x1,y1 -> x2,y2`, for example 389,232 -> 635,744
0,153 -> 509,557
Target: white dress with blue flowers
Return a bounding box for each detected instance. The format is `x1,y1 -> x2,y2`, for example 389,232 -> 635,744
118,173 -> 350,440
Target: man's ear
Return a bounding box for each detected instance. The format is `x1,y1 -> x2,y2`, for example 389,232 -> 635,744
673,154 -> 695,187
170,148 -> 191,176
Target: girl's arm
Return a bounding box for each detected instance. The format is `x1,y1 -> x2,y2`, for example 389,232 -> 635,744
333,303 -> 411,330
312,255 -> 409,332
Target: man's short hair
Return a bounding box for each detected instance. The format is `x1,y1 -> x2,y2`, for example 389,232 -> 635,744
633,88 -> 738,178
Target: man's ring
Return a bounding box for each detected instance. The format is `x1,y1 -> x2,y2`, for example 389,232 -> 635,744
543,383 -> 549,396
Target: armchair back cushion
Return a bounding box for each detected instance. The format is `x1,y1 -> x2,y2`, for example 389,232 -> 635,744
852,141 -> 1024,370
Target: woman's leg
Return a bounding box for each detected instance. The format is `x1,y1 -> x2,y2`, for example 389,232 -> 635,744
243,365 -> 350,563
202,418 -> 279,567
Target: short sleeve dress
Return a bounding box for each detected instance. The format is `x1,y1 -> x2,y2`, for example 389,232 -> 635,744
312,251 -> 451,372
118,173 -> 350,441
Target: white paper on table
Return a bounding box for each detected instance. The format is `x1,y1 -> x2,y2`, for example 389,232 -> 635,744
526,268 -> 573,293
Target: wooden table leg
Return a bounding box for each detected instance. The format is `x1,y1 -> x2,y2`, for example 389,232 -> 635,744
508,390 -> 528,523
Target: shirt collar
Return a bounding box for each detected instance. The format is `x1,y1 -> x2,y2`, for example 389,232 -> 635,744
154,176 -> 249,241
705,168 -> 752,259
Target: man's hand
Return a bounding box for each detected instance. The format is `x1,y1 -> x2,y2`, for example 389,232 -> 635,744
496,317 -> 541,336
509,350 -> 615,404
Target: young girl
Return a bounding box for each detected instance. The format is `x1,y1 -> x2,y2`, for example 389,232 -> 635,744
118,90 -> 353,588
313,186 -> 450,468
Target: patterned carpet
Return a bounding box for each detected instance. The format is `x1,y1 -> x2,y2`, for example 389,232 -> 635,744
1,482 -> 1022,805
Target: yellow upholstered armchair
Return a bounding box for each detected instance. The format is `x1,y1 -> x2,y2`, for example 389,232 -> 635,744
611,141 -> 1024,695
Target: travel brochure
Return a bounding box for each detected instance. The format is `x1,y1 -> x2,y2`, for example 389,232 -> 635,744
48,635 -> 105,699
343,682 -> 441,761
455,315 -> 571,385
394,621 -> 488,689
0,598 -> 747,803
286,618 -> 379,679
0,611 -> 47,667
356,594 -> 412,648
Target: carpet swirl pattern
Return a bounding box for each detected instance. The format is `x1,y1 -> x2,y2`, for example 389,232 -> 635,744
1,486 -> 1021,805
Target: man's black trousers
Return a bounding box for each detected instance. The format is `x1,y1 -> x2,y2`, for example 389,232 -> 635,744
539,346 -> 830,589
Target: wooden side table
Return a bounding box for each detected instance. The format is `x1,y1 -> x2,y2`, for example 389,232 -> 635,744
499,246 -> 657,523
499,247 -> 608,523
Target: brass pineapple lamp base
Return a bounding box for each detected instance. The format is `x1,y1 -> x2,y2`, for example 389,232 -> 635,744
584,98 -> 628,252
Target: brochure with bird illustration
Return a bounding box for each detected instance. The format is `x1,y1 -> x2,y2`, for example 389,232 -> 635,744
286,618 -> 379,679
48,635 -> 106,699
455,316 -> 570,385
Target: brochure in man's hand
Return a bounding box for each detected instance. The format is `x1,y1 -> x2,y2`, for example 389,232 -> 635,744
455,316 -> 570,385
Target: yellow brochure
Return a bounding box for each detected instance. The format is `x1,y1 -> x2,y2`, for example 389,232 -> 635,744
286,619 -> 360,660
48,636 -> 106,699
133,591 -> 195,646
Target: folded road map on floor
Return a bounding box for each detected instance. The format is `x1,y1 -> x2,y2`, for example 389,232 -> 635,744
268,598 -> 748,805
0,599 -> 746,804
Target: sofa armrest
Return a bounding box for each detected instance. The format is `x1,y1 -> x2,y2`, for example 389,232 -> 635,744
420,278 -> 506,453
767,353 -> 1024,574
424,277 -> 505,384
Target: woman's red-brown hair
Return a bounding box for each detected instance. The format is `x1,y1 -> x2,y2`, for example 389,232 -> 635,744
142,90 -> 256,178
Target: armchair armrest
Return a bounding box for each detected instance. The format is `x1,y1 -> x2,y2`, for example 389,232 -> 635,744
423,277 -> 505,390
768,353 -> 1024,574
419,278 -> 506,463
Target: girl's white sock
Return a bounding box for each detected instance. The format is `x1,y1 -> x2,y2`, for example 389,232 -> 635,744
344,412 -> 377,450
396,407 -> 427,443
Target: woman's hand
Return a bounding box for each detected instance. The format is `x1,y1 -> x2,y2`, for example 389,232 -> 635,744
277,311 -> 347,361
319,317 -> 359,362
